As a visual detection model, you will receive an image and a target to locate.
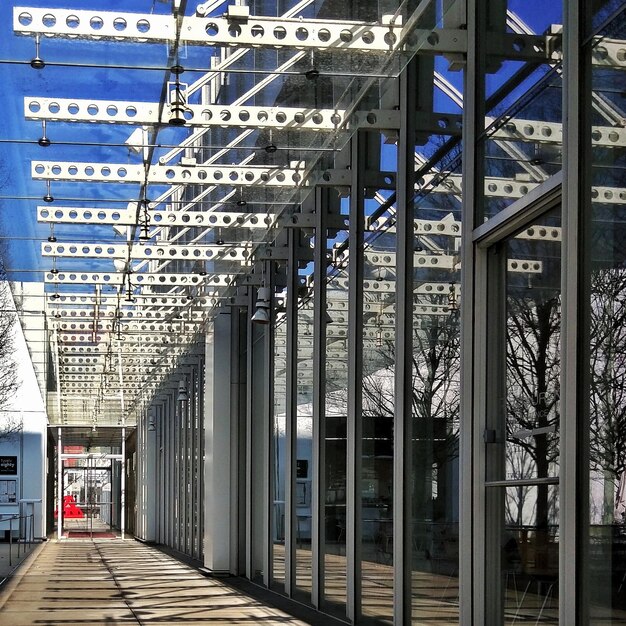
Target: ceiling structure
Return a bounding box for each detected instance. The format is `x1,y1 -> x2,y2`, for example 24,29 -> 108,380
0,0 -> 591,432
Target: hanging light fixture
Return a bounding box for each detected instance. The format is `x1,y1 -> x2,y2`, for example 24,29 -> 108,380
251,286 -> 271,324
38,120 -> 51,147
43,179 -> 54,203
168,65 -> 188,126
139,199 -> 151,242
124,275 -> 135,303
30,35 -> 45,69
177,379 -> 188,403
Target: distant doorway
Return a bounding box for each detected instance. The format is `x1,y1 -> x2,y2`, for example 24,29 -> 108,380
58,458 -> 118,539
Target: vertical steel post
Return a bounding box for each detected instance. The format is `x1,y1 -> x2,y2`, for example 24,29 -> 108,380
118,345 -> 126,539
284,227 -> 298,595
264,259 -> 274,588
561,1 -> 590,623
311,186 -> 328,608
347,131 -> 365,622
57,427 -> 63,540
461,0 -> 487,620
393,56 -> 417,624
245,290 -> 254,580
121,427 -> 126,539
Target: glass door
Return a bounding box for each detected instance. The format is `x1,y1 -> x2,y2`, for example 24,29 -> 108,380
484,206 -> 561,624
62,459 -> 113,538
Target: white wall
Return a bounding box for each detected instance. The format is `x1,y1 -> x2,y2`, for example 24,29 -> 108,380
0,283 -> 48,538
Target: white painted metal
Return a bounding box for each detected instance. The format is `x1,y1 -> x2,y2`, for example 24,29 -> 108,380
49,293 -> 221,307
32,160 -> 305,187
26,97 -> 348,130
38,206 -> 279,229
14,8 -> 408,53
45,271 -> 233,286
42,241 -> 252,262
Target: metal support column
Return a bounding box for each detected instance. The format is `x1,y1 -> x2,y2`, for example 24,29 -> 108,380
347,131 -> 366,622
204,314 -> 233,574
561,1 -> 590,623
311,186 -> 328,608
57,426 -> 62,540
462,0 -> 487,621
118,345 -> 126,539
264,259 -> 274,588
393,56 -> 418,624
284,227 -> 298,595
245,290 -> 254,580
121,428 -> 126,538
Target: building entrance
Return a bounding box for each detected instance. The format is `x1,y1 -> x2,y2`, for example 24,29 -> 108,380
58,458 -> 117,539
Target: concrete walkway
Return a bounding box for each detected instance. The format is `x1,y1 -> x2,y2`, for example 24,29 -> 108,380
0,539 -> 313,625
0,538 -> 40,582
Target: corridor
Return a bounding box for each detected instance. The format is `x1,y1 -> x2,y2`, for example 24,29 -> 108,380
0,540 -> 314,625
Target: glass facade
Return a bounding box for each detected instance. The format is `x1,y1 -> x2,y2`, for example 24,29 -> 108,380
587,2 -> 626,622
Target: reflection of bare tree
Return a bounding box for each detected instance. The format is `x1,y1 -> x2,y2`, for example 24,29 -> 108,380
506,293 -> 560,528
0,282 -> 21,440
590,269 -> 626,481
347,318 -> 461,455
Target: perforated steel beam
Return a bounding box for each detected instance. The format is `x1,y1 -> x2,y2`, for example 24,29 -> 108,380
331,278 -> 458,296
13,7 -> 436,53
489,118 -> 626,148
48,293 -> 221,307
357,249 -> 541,272
42,241 -> 252,262
54,310 -> 206,328
26,97 -> 348,131
38,205 -> 348,231
45,271 -> 233,286
431,175 -> 626,205
38,206 -> 279,229
367,214 -> 562,242
32,160 -> 305,187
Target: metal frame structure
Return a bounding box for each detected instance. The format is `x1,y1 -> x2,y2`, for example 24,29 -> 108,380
3,0 -> 625,624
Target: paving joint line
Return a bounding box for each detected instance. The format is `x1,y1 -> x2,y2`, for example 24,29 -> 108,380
93,540 -> 145,626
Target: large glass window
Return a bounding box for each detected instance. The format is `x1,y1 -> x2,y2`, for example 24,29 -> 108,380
272,306 -> 287,592
486,207 -> 561,624
480,2 -> 564,221
587,4 -> 626,621
324,271 -> 348,616
295,295 -> 313,600
411,155 -> 462,623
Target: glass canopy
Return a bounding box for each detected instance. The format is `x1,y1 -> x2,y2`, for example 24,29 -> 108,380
0,0 -> 566,431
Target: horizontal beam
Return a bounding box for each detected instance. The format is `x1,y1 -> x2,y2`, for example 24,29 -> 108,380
37,206 -> 348,231
13,8 -> 438,54
42,241 -> 252,262
38,206 -> 279,229
58,318 -> 204,334
49,293 -> 221,307
33,160 -> 304,187
26,97 -> 348,131
329,279 -> 458,295
368,214 -> 562,242
45,271 -> 233,286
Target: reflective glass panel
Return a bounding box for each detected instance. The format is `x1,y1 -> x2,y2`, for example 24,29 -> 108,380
587,4 -> 626,621
361,187 -> 396,625
411,151 -> 462,623
486,206 -> 561,624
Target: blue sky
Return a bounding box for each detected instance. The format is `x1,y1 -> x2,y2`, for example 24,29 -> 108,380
0,0 -> 567,280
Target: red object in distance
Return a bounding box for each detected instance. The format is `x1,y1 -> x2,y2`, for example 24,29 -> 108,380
54,495 -> 84,519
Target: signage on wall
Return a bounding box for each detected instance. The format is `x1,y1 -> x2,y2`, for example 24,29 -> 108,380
0,456 -> 17,475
